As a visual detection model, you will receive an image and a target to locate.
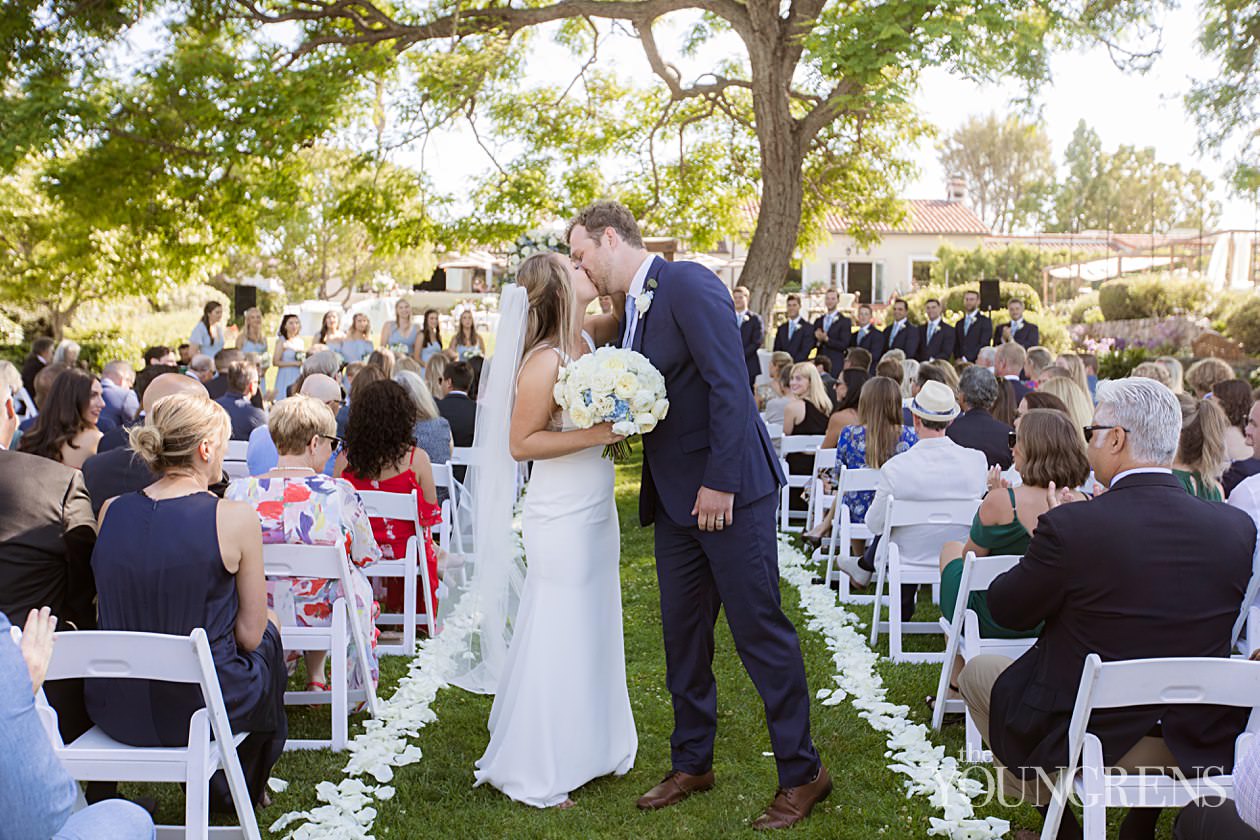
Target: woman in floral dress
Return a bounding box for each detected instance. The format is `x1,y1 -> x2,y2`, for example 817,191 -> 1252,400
227,396 -> 382,693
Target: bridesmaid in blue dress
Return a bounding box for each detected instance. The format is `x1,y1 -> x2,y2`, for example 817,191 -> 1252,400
339,313 -> 375,364
271,314 -> 304,402
190,301 -> 227,359
417,309 -> 444,365
380,299 -> 419,358
235,307 -> 269,374
315,310 -> 346,355
85,393 -> 286,812
448,309 -> 486,361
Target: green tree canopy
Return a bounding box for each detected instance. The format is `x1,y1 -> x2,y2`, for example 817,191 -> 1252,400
938,113 -> 1054,234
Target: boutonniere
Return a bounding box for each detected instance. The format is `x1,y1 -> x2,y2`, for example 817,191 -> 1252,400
636,277 -> 658,315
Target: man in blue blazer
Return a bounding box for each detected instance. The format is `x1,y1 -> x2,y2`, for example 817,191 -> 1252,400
732,285 -> 764,387
568,201 -> 828,829
852,303 -> 883,372
811,288 -> 851,372
883,298 -> 920,359
954,290 -> 993,362
919,298 -> 955,362
772,293 -> 813,363
995,298 -> 1040,349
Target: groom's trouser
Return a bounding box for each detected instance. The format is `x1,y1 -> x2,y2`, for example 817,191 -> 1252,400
654,491 -> 820,788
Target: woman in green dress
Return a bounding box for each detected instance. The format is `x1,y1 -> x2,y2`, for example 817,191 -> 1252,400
1172,394 -> 1228,502
930,409 -> 1092,710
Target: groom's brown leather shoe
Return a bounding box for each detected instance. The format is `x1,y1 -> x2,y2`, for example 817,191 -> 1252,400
751,764 -> 832,830
635,770 -> 715,810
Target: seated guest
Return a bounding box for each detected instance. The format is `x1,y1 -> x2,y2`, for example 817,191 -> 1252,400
1055,353 -> 1091,398
805,377 -> 916,544
1173,396 -> 1229,501
1014,391 -> 1077,440
21,337 -> 55,400
1038,377 -> 1094,435
772,293 -> 812,362
87,392 -> 286,814
1157,355 -> 1185,394
395,370 -> 453,486
920,358 -> 960,393
0,607 -> 155,840
874,355 -> 903,386
1036,364 -> 1071,384
205,348 -> 241,401
177,343 -> 192,366
1214,379 -> 1254,463
366,348 -> 396,380
755,351 -> 793,408
423,352 -> 447,398
975,345 -> 997,372
993,342 -> 1031,415
811,354 -> 836,392
246,374 -> 342,476
844,346 -> 873,374
837,382 -> 987,607
83,373 -> 213,516
783,361 -> 833,444
947,366 -> 1014,469
1226,399 -> 1260,498
1132,360 -> 1174,389
132,345 -> 178,403
899,358 -> 920,399
20,362 -> 69,435
958,377 -> 1256,840
1186,356 -> 1235,398
227,396 -> 381,695
338,379 -> 442,621
821,368 -> 869,445
97,361 -> 139,433
1023,346 -> 1054,387
19,368 -> 105,470
938,408 -> 1090,641
215,361 -> 267,441
762,363 -> 795,428
0,361 -> 32,446
186,353 -> 215,385
338,364 -> 385,439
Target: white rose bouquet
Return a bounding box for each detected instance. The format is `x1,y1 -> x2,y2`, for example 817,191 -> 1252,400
553,346 -> 669,460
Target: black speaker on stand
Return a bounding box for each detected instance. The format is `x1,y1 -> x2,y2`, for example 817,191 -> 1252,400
979,278 -> 1001,311
233,284 -> 257,320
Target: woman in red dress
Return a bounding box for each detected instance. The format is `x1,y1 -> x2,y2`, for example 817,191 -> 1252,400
337,378 -> 442,622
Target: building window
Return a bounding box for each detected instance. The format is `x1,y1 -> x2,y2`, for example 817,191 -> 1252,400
829,262 -> 838,287
874,262 -> 886,303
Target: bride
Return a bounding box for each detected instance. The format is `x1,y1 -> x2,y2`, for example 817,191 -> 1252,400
472,251 -> 637,807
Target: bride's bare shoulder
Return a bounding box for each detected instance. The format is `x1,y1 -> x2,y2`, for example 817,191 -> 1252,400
516,344 -> 562,393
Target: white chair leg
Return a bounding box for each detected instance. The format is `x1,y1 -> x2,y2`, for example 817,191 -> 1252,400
888,570 -> 903,661
869,552 -> 888,647
331,603 -> 348,752
964,709 -> 986,763
185,709 -> 211,840
403,555 -> 417,654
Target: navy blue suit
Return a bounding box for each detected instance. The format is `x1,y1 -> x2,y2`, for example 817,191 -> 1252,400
954,312 -> 993,362
919,320 -> 955,361
628,256 -> 819,787
884,320 -> 920,360
772,317 -> 813,363
811,312 -> 851,372
995,320 -> 1040,349
737,311 -> 764,386
853,325 -> 883,372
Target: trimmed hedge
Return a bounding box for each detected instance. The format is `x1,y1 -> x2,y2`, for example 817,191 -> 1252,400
1226,294 -> 1260,355
1097,275 -> 1212,321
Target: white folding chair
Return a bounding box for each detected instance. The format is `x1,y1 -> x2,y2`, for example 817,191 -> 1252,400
931,552 -> 1034,761
353,489 -> 436,656
815,466 -> 883,603
869,496 -> 980,663
804,448 -> 836,533
262,543 -> 378,750
1041,654 -> 1260,840
224,440 -> 250,480
36,628 -> 260,840
778,435 -> 825,532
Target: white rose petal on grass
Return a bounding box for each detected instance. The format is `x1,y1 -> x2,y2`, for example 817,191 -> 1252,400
268,777 -> 289,793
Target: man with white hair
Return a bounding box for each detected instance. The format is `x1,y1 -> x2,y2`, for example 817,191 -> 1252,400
959,378 -> 1257,840
186,353 -> 215,384
246,373 -> 342,475
975,345 -> 997,371
97,360 -> 139,433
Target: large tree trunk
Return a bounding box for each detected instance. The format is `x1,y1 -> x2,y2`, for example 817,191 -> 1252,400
743,164 -> 803,321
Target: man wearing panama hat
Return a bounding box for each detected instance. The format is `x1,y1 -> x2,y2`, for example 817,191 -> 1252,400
836,380 -> 988,617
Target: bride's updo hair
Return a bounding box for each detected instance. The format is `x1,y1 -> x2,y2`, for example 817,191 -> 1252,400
129,392 -> 230,475
517,252 -> 578,361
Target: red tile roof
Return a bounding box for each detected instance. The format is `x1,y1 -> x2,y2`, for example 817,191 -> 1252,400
818,199 -> 990,236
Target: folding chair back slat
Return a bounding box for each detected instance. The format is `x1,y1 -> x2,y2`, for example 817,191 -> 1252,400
820,466 -> 881,601
43,630 -> 204,684
778,435 -> 825,532
354,489 -> 436,649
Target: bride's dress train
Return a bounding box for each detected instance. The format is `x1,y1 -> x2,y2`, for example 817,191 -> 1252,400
473,368 -> 637,806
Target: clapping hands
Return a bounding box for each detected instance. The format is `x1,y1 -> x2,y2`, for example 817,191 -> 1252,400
985,466 -> 1011,493
1043,482 -> 1079,511
14,606 -> 56,694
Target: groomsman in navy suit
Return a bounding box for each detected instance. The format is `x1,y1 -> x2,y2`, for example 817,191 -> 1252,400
883,298 -> 920,359
733,285 -> 764,387
919,298 -> 955,361
811,288 -> 851,372
772,293 -> 813,363
994,298 -> 1040,349
852,303 -> 883,372
953,290 -> 993,362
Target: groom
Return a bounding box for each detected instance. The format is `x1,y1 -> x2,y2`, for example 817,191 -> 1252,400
567,201 -> 830,830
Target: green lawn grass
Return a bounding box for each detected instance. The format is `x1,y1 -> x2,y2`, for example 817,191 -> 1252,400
124,453 -> 1182,838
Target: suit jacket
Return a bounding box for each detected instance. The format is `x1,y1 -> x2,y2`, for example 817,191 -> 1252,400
987,472 -> 1256,777
0,449 -> 97,630
920,320 -> 955,361
215,392 -> 267,441
205,374 -> 228,401
773,317 -> 813,363
997,320 -> 1040,349
96,380 -> 139,434
738,311 -> 765,385
812,312 -> 852,372
437,392 -> 476,483
1002,376 -> 1033,406
853,325 -> 884,372
628,257 -> 783,527
884,320 -> 921,360
81,447 -> 157,517
20,355 -> 45,399
954,312 -> 993,362
945,408 -> 1013,469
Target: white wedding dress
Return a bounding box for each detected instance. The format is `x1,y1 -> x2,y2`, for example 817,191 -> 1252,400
473,339 -> 638,807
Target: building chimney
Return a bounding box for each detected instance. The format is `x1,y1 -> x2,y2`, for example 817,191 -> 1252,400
947,175 -> 968,205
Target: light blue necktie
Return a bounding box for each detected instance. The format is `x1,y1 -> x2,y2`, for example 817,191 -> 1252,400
622,292 -> 637,348
824,313 -> 834,332
965,315 -> 973,335
788,320 -> 796,339
928,322 -> 936,343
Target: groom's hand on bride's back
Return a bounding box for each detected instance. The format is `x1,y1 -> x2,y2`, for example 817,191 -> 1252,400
692,486 -> 735,532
